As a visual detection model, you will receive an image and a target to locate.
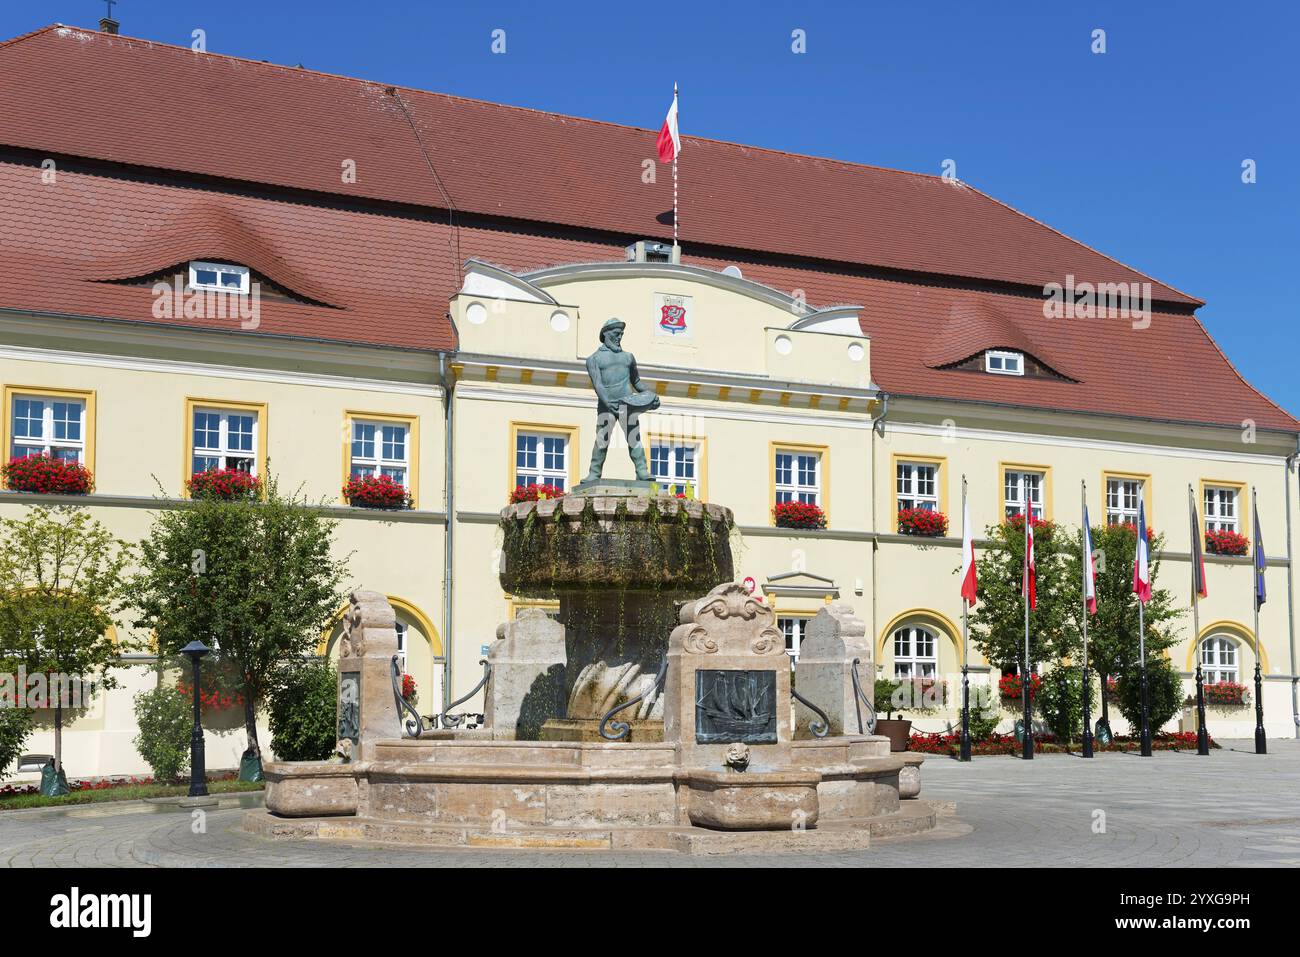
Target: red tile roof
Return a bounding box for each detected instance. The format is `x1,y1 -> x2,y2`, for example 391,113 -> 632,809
0,23 -> 1294,432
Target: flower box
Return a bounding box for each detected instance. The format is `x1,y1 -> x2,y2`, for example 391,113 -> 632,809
1205,530 -> 1248,556
401,673 -> 418,705
187,468 -> 262,500
1003,513 -> 1055,541
509,483 -> 566,505
998,673 -> 1041,702
344,474 -> 412,510
1204,680 -> 1249,706
897,507 -> 947,537
773,501 -> 827,529
2,454 -> 93,495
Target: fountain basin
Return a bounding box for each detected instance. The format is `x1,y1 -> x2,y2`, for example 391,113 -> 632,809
684,768 -> 820,830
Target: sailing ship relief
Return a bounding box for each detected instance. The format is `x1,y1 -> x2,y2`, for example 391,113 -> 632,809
695,669 -> 777,744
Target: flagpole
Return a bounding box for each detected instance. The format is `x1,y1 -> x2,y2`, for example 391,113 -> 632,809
1022,512 -> 1034,760
1081,481 -> 1094,758
1253,486 -> 1267,754
672,82 -> 679,253
960,475 -> 972,762
1137,496 -> 1152,757
1191,484 -> 1208,756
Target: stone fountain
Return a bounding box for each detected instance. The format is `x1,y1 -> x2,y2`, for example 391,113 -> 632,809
248,320 -> 939,853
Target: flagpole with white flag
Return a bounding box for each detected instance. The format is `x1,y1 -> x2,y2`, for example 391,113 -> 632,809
1189,484 -> 1209,755
1252,486 -> 1267,754
1081,481 -> 1095,758
1022,511 -> 1035,760
959,476 -> 975,761
654,83 -> 681,251
1134,495 -> 1153,757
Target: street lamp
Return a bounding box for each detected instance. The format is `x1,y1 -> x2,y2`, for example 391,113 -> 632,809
180,640 -> 211,798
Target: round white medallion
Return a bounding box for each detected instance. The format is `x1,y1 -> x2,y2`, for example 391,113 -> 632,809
465,302 -> 487,325
847,342 -> 865,362
774,335 -> 793,356
549,310 -> 570,332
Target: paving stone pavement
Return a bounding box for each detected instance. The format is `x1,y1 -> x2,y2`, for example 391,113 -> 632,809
2,739 -> 1298,867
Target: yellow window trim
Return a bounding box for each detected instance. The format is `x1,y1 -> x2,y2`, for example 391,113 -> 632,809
769,441 -> 831,526
1198,479 -> 1249,549
1186,620 -> 1267,674
1100,470 -> 1154,526
877,607 -> 962,663
341,410 -> 421,508
889,453 -> 949,533
644,431 -> 709,500
999,461 -> 1053,522
506,597 -> 561,622
1,384 -> 97,478
319,595 -> 443,657
508,421 -> 580,494
182,397 -> 268,497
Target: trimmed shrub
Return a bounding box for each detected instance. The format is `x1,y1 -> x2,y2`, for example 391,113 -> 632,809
268,658 -> 338,761
132,684 -> 192,782
1036,666 -> 1097,744
0,707 -> 35,779
1116,657 -> 1184,732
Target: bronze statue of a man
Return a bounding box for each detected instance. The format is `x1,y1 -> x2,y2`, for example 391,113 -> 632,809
583,318 -> 660,483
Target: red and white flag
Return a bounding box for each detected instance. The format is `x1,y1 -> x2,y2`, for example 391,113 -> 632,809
1022,516 -> 1037,611
1082,504 -> 1097,614
656,89 -> 681,164
960,493 -> 977,605
1133,499 -> 1152,604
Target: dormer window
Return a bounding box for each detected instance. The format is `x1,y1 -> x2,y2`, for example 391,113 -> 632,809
188,260 -> 250,294
985,350 -> 1024,376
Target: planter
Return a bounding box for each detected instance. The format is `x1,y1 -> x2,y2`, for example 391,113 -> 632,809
875,718 -> 912,752
3,454 -> 94,495
773,501 -> 827,530
896,508 -> 947,537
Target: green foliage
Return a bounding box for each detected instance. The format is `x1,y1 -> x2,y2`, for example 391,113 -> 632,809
1036,665 -> 1097,744
1063,523 -> 1182,690
268,657 -> 339,761
0,708 -> 35,778
125,475 -> 350,760
967,705 -> 1000,742
874,677 -> 901,718
132,682 -> 191,782
968,517 -> 1081,673
1116,657 -> 1185,732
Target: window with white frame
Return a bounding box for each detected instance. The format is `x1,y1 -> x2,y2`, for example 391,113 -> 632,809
188,260 -> 250,294
1105,476 -> 1143,525
778,616 -> 810,669
1004,469 -> 1045,520
350,420 -> 409,487
1200,635 -> 1238,684
985,350 -> 1024,376
650,440 -> 699,496
9,395 -> 86,463
893,626 -> 938,679
774,449 -> 821,505
896,460 -> 939,512
1204,485 -> 1239,533
394,622 -> 408,671
191,407 -> 257,474
515,431 -> 568,490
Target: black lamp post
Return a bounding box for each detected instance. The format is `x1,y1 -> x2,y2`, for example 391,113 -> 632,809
1253,662 -> 1267,755
180,640 -> 211,798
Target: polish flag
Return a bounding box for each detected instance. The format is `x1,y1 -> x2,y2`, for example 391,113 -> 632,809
1082,505 -> 1097,614
960,495 -> 977,605
1133,498 -> 1152,604
656,90 -> 681,164
1022,516 -> 1037,611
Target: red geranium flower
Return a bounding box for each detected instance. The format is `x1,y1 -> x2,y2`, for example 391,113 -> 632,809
773,501 -> 828,530
2,454 -> 93,495
897,508 -> 948,537
509,483 -> 566,504
187,468 -> 261,500
344,473 -> 412,510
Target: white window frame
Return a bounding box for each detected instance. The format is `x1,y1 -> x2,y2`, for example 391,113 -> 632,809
188,260 -> 250,295
650,440 -> 700,496
515,431 -> 569,490
1005,469 -> 1045,520
9,394 -> 86,463
774,449 -> 821,505
1106,477 -> 1143,526
896,461 -> 939,512
1204,485 -> 1239,533
985,350 -> 1024,376
394,622 -> 408,672
778,616 -> 811,669
350,419 -> 410,487
191,407 -> 258,475
1200,636 -> 1238,684
893,626 -> 938,679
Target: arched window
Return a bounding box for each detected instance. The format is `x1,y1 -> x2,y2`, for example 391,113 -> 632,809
1200,636 -> 1238,684
893,626 -> 937,679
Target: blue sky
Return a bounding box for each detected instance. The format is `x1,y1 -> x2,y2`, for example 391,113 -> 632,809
7,1 -> 1298,417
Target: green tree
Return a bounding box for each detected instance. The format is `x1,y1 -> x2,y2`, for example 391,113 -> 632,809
1062,523 -> 1181,734
968,516 -> 1081,676
125,475 -> 349,778
1036,664 -> 1097,744
0,507 -> 132,786
132,678 -> 191,782
269,657 -> 339,761
1116,656 -> 1185,733
0,708 -> 35,779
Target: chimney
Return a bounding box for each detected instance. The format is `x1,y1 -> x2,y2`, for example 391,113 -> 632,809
99,17 -> 120,34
